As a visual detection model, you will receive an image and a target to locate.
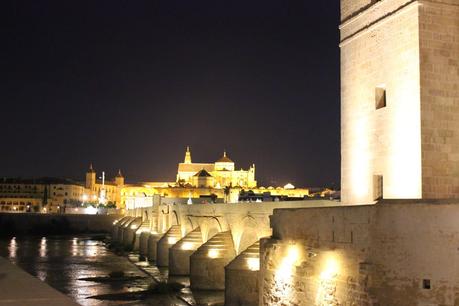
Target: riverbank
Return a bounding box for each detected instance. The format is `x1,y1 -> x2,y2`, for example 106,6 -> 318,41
0,256 -> 79,306
0,213 -> 120,236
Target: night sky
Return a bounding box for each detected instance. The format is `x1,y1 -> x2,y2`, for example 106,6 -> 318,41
2,1 -> 340,188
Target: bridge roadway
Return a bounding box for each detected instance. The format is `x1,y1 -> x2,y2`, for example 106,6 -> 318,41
111,198 -> 338,306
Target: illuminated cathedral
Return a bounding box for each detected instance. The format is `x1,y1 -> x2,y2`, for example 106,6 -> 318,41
176,147 -> 257,188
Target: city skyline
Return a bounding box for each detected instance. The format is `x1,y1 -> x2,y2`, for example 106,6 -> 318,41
2,1 -> 340,187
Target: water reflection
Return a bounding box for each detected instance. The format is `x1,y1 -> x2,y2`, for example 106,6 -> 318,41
0,236 -> 223,306
0,236 -> 166,305
39,237 -> 47,258
8,237 -> 17,259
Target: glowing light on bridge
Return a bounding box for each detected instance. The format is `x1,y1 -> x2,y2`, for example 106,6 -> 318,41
181,242 -> 194,250
315,254 -> 340,305
168,237 -> 177,245
208,249 -> 219,258
246,257 -> 260,271
275,244 -> 300,282
85,206 -> 98,215
269,244 -> 301,304
136,228 -> 149,234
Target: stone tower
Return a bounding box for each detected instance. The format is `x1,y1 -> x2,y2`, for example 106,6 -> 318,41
85,163 -> 96,189
340,0 -> 459,204
115,169 -> 124,186
184,146 -> 192,164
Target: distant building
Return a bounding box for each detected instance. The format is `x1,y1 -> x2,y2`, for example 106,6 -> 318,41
0,177 -> 85,213
0,147 -> 329,213
84,164 -> 124,206
176,147 -> 257,188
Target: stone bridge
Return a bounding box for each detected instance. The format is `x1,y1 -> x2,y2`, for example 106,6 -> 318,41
111,197 -> 337,305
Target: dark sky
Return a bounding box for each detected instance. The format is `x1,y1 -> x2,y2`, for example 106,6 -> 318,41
2,1 -> 340,188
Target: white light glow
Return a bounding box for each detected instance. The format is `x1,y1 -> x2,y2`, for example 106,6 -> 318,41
39,237 -> 47,258
275,245 -> 300,282
85,206 -> 98,215
246,257 -> 260,271
136,228 -> 149,234
320,258 -> 339,280
208,249 -> 219,258
168,237 -> 177,245
181,242 -> 194,250
316,255 -> 340,305
8,237 -> 17,258
270,244 -> 301,304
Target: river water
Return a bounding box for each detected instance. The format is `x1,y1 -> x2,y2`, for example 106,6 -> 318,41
0,236 -> 224,306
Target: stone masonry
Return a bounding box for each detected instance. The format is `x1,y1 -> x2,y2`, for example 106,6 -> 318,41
341,0 -> 459,204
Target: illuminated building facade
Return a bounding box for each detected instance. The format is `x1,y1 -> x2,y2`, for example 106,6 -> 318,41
0,149 -> 315,213
341,0 -> 459,204
0,178 -> 86,213
84,164 -> 124,206
176,147 -> 257,188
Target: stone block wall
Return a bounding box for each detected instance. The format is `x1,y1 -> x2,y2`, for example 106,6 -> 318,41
260,201 -> 459,305
225,269 -> 259,306
341,0 -> 423,204
420,1 -> 459,198
341,0 -> 459,203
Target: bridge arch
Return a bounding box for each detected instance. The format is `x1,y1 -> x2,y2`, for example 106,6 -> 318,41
180,217 -> 194,237
233,215 -> 260,254
172,210 -> 180,226
201,216 -> 223,242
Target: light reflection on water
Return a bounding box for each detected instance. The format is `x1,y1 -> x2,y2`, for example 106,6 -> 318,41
0,236 -> 223,306
0,236 -> 162,305
40,237 -> 47,258
8,237 -> 16,258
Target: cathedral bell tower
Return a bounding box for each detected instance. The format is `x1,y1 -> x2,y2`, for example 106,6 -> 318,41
184,146 -> 192,164
115,169 -> 124,186
85,163 -> 96,189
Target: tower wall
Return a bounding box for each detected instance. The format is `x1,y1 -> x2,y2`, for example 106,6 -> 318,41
340,0 -> 422,204
85,172 -> 96,189
340,0 -> 376,21
420,1 -> 459,198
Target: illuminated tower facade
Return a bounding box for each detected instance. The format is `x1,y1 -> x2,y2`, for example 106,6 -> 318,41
85,164 -> 96,190
341,0 -> 459,204
184,146 -> 192,164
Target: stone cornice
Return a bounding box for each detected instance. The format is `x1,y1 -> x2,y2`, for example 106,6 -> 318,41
340,0 -> 418,46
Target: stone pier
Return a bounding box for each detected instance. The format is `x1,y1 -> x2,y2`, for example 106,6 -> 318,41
225,241 -> 260,306
156,225 -> 182,266
190,231 -> 236,290
169,227 -> 204,275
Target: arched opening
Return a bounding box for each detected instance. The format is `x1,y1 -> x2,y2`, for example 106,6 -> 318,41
172,210 -> 180,226
204,217 -> 223,242
237,216 -> 259,254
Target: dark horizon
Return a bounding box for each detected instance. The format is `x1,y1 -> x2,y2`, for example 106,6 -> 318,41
2,1 -> 341,188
